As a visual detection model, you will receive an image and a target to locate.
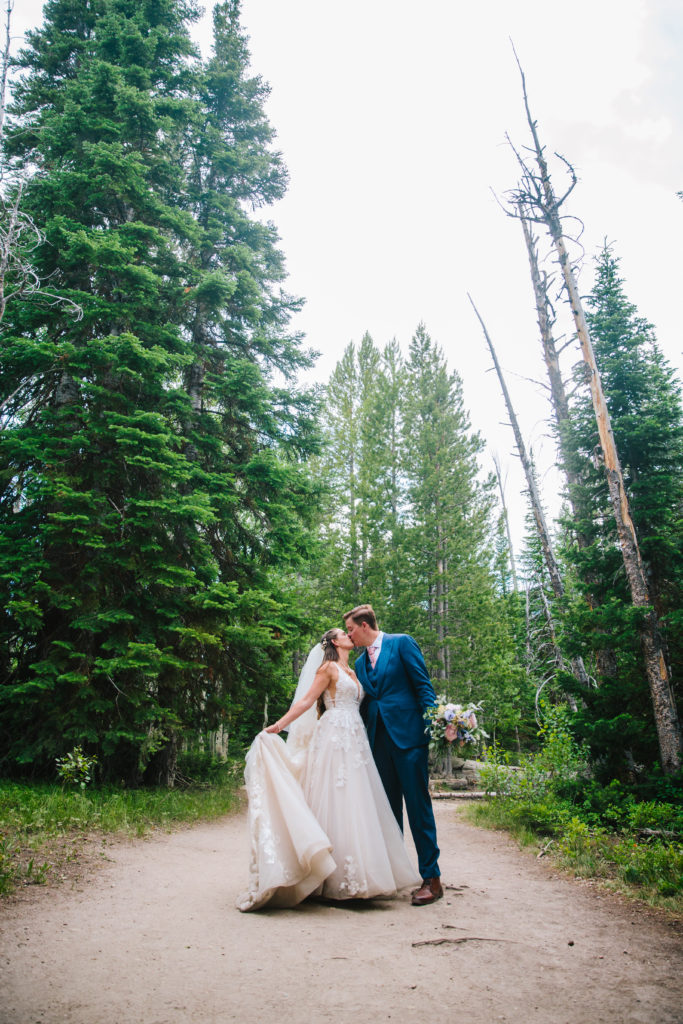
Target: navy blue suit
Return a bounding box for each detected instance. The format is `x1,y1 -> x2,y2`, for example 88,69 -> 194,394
356,633 -> 440,880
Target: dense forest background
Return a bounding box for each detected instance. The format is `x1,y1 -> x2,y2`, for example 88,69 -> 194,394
1,0 -> 681,791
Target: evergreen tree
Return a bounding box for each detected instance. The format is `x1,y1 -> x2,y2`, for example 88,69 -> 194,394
561,245 -> 683,775
314,334 -> 407,627
319,340 -> 361,608
401,324 -> 525,739
0,0 -> 318,782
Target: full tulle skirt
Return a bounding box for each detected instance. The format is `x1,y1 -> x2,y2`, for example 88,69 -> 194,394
235,732 -> 336,912
304,708 -> 419,899
237,712 -> 419,911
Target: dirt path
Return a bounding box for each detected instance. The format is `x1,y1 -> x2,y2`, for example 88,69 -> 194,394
1,803 -> 682,1024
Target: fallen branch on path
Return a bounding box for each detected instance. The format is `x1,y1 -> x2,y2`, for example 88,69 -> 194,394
412,936 -> 514,947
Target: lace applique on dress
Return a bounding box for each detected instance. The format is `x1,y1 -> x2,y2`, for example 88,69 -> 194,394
337,855 -> 368,898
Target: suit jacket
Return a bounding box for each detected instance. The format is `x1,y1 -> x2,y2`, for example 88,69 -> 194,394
356,633 -> 436,750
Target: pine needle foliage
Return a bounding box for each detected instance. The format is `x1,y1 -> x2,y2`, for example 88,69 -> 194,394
560,245 -> 683,776
0,0 -> 320,783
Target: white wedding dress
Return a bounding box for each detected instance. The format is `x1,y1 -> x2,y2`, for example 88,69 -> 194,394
237,664 -> 419,911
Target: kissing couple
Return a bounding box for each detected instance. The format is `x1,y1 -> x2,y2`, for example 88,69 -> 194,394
237,604 -> 443,911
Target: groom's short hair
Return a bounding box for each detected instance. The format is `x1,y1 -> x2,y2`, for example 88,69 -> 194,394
344,604 -> 378,630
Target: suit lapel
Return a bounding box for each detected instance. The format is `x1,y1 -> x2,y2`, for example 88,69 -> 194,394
355,648 -> 371,689
370,634 -> 393,691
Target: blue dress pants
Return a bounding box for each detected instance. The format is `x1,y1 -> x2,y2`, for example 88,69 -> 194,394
371,714 -> 440,880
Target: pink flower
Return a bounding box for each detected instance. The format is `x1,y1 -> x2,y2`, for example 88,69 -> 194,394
467,713 -> 477,729
444,724 -> 457,743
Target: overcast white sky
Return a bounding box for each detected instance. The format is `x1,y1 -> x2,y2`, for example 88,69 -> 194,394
13,1 -> 683,553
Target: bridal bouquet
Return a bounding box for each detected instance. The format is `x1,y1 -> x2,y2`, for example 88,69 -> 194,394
424,697 -> 487,755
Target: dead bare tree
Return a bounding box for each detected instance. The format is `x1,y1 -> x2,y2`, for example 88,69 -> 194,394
492,451 -> 519,594
525,583 -> 566,722
504,50 -> 682,773
519,212 -> 571,432
468,294 -> 591,694
0,0 -> 11,136
519,210 -> 618,680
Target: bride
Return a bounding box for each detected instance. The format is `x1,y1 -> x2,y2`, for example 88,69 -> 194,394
236,627 -> 420,911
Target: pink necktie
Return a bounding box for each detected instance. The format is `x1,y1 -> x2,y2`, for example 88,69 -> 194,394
368,646 -> 378,668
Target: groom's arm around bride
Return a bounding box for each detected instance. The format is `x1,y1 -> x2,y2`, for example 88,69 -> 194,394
343,604 -> 444,906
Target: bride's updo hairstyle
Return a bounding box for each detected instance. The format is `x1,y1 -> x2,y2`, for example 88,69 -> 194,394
320,628 -> 341,663
317,628 -> 342,717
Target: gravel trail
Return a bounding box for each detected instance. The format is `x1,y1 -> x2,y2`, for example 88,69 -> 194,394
1,804 -> 682,1024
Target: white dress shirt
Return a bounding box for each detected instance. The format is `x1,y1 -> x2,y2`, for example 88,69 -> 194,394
367,631 -> 384,667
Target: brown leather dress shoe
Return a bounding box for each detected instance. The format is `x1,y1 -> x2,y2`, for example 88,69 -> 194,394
411,877 -> 443,906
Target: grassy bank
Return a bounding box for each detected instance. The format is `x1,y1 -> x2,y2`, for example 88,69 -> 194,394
0,765 -> 243,896
464,796 -> 683,916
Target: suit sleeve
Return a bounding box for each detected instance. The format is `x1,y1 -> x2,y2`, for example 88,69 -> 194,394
398,634 -> 437,710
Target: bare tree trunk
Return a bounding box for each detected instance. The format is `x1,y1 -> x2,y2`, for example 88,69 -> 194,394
511,56 -> 682,773
514,725 -> 522,754
537,584 -> 578,714
525,585 -> 532,671
469,295 -> 591,693
519,213 -> 571,426
469,295 -> 561,592
520,211 -> 613,681
0,1 -> 12,136
493,452 -> 519,593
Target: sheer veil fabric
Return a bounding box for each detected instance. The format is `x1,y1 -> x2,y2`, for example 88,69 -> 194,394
282,643 -> 325,774
236,646 -> 419,912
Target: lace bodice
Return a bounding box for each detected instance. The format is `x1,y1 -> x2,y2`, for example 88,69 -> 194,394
322,665 -> 363,711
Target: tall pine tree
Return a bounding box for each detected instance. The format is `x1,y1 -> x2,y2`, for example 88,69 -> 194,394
561,245 -> 683,776
0,0 -> 319,782
401,324 -> 525,737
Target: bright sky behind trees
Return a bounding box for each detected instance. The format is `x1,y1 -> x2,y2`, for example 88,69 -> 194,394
13,0 -> 683,547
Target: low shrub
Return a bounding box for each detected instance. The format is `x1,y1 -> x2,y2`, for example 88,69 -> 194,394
472,704 -> 683,911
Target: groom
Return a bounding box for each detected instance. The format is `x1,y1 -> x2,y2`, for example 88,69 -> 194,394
344,604 -> 443,907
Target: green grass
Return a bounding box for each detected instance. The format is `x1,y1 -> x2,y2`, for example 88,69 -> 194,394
465,797 -> 683,917
0,766 -> 243,895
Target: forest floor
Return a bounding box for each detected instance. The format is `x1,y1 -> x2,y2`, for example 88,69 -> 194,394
1,802 -> 682,1024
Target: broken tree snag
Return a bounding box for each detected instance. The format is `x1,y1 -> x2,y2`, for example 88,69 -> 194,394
520,210 -> 570,429
507,51 -> 682,773
520,208 -> 612,682
468,294 -> 590,694
468,294 -> 562,596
